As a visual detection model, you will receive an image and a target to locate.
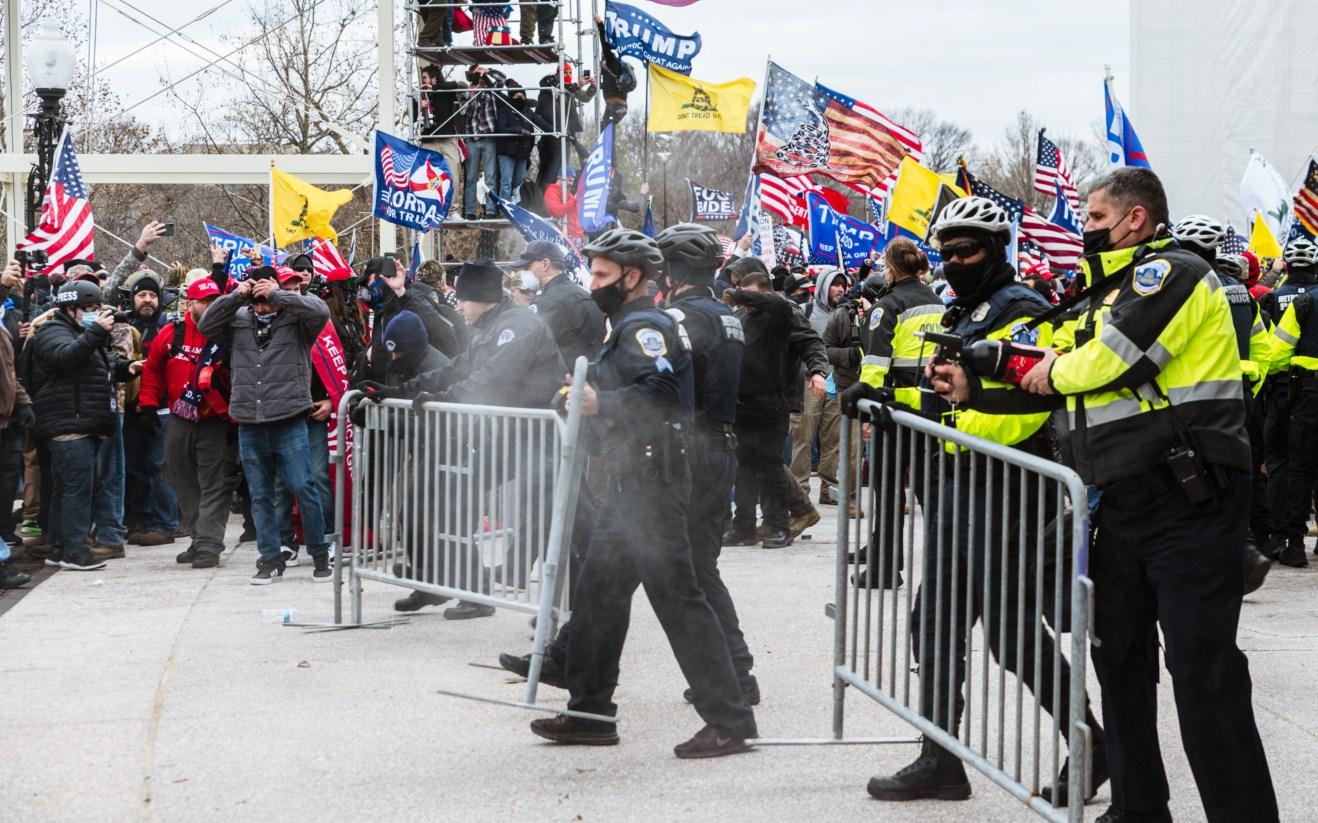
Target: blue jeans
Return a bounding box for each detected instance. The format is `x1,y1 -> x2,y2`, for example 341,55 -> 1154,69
239,416 -> 328,564
463,137 -> 498,217
124,410 -> 177,534
94,415 -> 128,547
48,435 -> 100,554
275,418 -> 332,548
497,154 -> 527,203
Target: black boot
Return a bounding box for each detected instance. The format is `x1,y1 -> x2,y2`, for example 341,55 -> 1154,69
1278,535 -> 1309,568
721,523 -> 759,546
1243,543 -> 1271,594
0,561 -> 30,589
498,652 -> 568,689
1095,804 -> 1172,822
761,527 -> 792,549
1042,737 -> 1109,805
394,590 -> 450,612
866,737 -> 972,801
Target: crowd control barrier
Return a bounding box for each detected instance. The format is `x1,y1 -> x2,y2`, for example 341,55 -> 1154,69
835,399 -> 1094,822
329,358 -> 589,711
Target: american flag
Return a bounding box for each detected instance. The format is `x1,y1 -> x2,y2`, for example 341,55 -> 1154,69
759,172 -> 818,227
958,167 -> 1083,269
18,129 -> 93,270
379,143 -> 413,189
472,5 -> 511,45
773,224 -> 805,268
716,234 -> 736,264
754,63 -> 907,189
311,237 -> 353,282
1034,130 -> 1079,212
1220,227 -> 1248,256
1293,158 -> 1318,237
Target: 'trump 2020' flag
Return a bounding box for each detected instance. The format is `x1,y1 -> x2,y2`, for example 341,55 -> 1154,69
373,130 -> 455,232
689,181 -> 737,221
805,191 -> 879,268
498,196 -> 590,284
603,1 -> 701,74
204,223 -> 281,280
1104,77 -> 1150,169
578,123 -> 615,233
18,128 -> 93,270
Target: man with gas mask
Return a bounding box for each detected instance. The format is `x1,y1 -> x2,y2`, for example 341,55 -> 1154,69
657,223 -> 760,706
529,228 -> 758,758
139,278 -> 232,569
867,196 -> 1105,806
355,255 -> 464,387
933,169 -> 1278,823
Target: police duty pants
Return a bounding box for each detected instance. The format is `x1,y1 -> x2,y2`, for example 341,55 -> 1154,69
733,413 -> 790,532
689,439 -> 754,679
1244,386 -> 1271,544
914,455 -> 1077,739
564,460 -> 757,737
863,424 -> 932,583
1091,469 -> 1277,821
1263,384 -> 1292,536
1281,382 -> 1318,538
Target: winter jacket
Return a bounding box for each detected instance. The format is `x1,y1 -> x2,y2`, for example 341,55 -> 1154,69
544,182 -> 583,240
30,311 -> 134,439
822,302 -> 862,390
732,289 -> 827,420
413,78 -> 467,137
197,288 -> 329,425
808,268 -> 848,336
536,75 -> 595,135
0,311 -> 31,428
139,315 -> 228,419
495,97 -> 551,160
405,297 -> 567,408
530,272 -> 605,368
358,285 -> 465,386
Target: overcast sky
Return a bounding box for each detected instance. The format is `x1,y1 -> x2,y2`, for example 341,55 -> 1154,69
79,0 -> 1130,149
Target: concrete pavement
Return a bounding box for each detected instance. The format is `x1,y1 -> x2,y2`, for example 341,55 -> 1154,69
3,493 -> 1316,822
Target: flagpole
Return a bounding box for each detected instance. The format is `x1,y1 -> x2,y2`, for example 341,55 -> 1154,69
268,159 -> 276,255
643,66 -> 651,183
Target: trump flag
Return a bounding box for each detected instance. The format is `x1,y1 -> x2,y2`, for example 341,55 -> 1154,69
373,130 -> 455,232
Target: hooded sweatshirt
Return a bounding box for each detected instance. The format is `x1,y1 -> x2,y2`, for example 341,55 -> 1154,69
808,268 -> 849,337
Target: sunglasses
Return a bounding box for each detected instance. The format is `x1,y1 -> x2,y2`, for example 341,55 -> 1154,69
941,240 -> 985,261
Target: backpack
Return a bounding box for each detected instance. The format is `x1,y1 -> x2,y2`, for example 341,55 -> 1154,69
615,64 -> 637,95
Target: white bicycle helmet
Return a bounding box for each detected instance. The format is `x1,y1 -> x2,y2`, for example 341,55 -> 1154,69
1171,214 -> 1227,251
931,196 -> 1012,242
1284,237 -> 1318,267
1214,253 -> 1247,280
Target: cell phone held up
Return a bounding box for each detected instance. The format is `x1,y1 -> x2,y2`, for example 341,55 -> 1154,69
159,223 -> 175,237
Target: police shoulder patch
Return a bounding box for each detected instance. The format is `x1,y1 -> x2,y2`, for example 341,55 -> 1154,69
635,327 -> 667,358
528,304 -> 538,314
1009,322 -> 1039,345
971,302 -> 991,322
1131,259 -> 1171,297
497,328 -> 516,346
664,307 -> 686,322
868,307 -> 885,331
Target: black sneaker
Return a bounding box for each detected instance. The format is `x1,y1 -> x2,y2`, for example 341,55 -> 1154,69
312,554 -> 332,582
444,600 -> 495,620
191,552 -> 219,569
238,525 -> 257,544
250,560 -> 285,585
0,561 -> 31,588
1095,805 -> 1172,823
281,545 -> 301,567
58,550 -> 108,571
497,652 -> 568,689
721,525 -> 759,547
1278,536 -> 1308,568
673,724 -> 754,759
530,714 -> 619,746
1042,742 -> 1109,805
394,590 -> 449,612
176,546 -> 195,564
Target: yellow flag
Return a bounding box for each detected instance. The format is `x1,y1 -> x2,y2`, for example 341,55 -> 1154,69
1248,210 -> 1283,259
271,167 -> 353,247
887,157 -> 955,239
647,64 -> 755,134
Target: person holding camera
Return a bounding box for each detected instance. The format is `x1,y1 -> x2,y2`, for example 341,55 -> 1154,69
355,256 -> 464,388
197,267 -> 332,585
462,65 -> 507,220
415,65 -> 467,203
29,281 -> 143,571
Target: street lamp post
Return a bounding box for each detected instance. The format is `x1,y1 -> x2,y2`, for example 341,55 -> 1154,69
23,22 -> 75,233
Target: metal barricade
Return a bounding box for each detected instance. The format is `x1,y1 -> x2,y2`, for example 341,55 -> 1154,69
835,399 -> 1094,822
328,358 -> 589,710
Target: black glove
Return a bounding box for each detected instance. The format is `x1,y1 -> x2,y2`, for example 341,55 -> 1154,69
412,391 -> 441,415
12,404 -> 34,430
136,404 -> 162,428
349,399 -> 367,428
840,382 -> 894,418
360,380 -> 401,402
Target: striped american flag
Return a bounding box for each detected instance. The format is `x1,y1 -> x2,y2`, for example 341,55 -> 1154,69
716,234 -> 736,264
759,172 -> 818,227
959,167 -> 1083,270
1034,130 -> 1080,212
18,129 -> 94,270
1293,158 -> 1318,236
311,237 -> 353,282
379,144 -> 412,189
472,7 -> 510,45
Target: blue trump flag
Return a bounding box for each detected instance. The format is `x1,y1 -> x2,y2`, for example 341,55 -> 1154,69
204,223 -> 281,280
497,196 -> 591,284
805,192 -> 879,268
733,174 -> 759,241
643,199 -> 657,238
407,236 -> 422,283
1104,78 -> 1150,169
373,130 -> 455,232
578,123 -> 615,234
602,1 -> 701,75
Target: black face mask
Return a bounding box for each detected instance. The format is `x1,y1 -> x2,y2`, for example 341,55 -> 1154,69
590,276 -> 630,316
790,292 -> 810,305
1083,209 -> 1136,257
941,257 -> 993,301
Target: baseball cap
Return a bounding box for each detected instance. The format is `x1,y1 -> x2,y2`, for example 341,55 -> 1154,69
187,279 -> 221,300
511,240 -> 566,269
276,266 -> 303,285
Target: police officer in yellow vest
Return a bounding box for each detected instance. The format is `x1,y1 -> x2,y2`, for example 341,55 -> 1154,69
866,197 -> 1104,805
934,168 -> 1278,823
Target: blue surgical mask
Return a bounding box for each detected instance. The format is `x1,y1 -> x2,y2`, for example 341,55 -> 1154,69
80,311 -> 99,329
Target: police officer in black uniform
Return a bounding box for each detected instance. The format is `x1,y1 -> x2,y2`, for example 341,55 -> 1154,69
1260,237 -> 1318,564
657,223 -> 759,706
529,228 -> 758,758
514,239 -> 606,367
